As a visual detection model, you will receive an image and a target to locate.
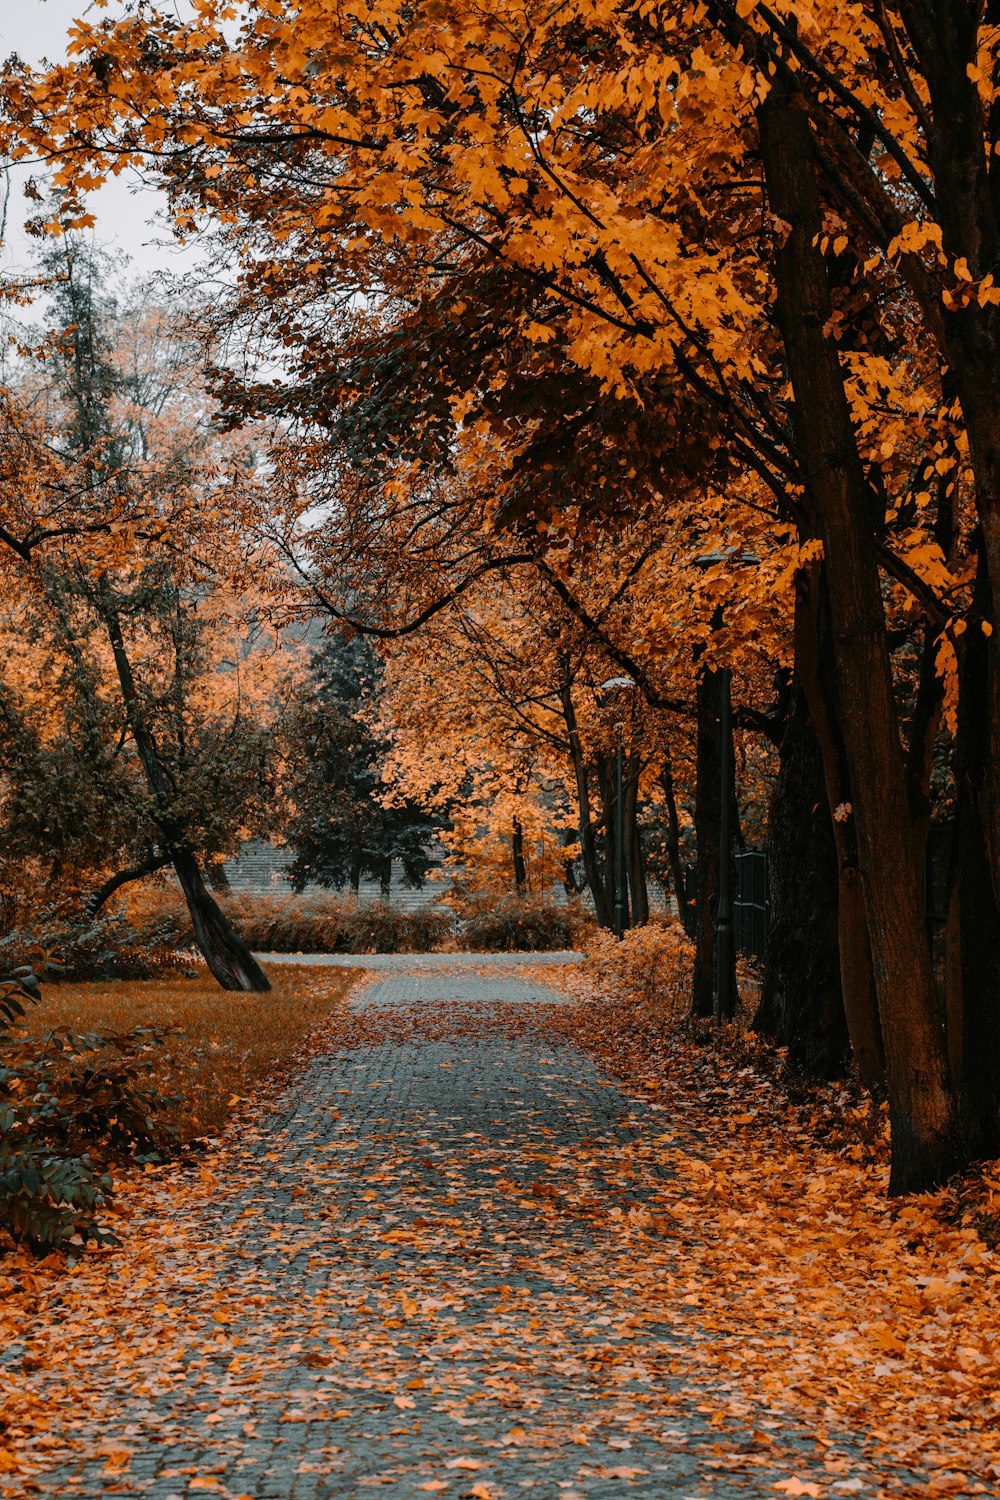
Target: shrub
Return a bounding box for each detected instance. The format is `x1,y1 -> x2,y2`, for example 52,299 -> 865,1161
0,969 -> 179,1249
123,885 -> 596,956
0,906 -> 191,984
163,892 -> 455,954
460,894 -> 588,952
586,919 -> 695,1019
30,965 -> 360,1145
335,899 -> 453,954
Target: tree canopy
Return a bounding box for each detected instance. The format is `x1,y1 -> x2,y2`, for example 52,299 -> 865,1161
3,0 -> 1000,1190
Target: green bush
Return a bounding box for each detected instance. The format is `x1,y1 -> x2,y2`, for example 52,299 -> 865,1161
337,900 -> 454,953
184,892 -> 454,954
0,970 -> 180,1249
124,886 -> 592,957
459,894 -> 589,952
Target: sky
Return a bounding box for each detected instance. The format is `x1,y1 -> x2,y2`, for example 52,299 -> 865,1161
1,0 -> 206,285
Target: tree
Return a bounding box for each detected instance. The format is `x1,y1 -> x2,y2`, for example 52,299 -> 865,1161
283,634 -> 437,896
1,236 -> 280,989
13,0 -> 1000,1185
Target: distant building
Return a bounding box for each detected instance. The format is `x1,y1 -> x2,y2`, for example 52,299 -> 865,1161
222,840 -> 445,910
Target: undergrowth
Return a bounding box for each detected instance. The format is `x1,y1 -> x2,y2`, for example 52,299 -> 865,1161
0,968 -> 179,1251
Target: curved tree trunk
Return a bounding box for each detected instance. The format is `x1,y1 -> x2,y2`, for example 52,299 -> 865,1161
86,852 -> 173,918
101,592 -> 270,993
173,849 -> 271,992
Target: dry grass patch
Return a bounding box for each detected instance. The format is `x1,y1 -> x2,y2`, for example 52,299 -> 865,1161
24,963 -> 362,1142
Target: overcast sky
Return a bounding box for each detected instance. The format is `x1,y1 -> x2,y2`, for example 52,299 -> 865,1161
2,1 -> 206,285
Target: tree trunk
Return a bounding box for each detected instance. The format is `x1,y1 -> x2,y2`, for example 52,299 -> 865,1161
380,855 -> 392,901
894,3 -> 1000,1162
624,753 -> 649,924
559,678 -> 611,928
659,756 -> 695,934
560,827 -> 582,897
512,818 -> 527,894
756,677 -> 849,1078
794,563 -> 884,1091
693,667 -> 722,1017
760,91 -> 958,1190
350,851 -> 362,896
206,857 -> 232,895
100,593 -> 270,993
173,849 -> 271,992
955,550 -> 1000,1160
598,752 -> 623,928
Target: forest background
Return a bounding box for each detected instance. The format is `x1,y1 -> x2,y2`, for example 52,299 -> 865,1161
0,0 -> 998,1205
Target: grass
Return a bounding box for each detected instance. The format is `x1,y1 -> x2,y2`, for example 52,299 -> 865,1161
23,963 -> 362,1143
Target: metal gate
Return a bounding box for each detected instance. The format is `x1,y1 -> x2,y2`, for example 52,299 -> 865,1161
734,849 -> 769,958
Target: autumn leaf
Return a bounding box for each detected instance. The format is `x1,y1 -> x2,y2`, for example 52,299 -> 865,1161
774,1478 -> 822,1496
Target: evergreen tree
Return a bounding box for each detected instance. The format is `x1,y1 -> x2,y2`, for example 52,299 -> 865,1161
284,636 -> 437,897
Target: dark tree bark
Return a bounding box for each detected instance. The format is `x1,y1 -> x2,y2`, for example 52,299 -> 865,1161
598,752 -> 622,927
86,852 -> 173,917
172,850 -> 271,990
205,857 -> 232,895
559,677 -> 611,928
760,90 -> 957,1190
954,547 -> 1000,1160
795,563 -> 884,1091
624,753 -> 649,925
380,855 -> 392,901
659,757 -> 695,935
512,818 -> 527,894
756,677 -> 849,1078
692,667 -> 738,1018
560,827 -> 583,897
693,670 -> 720,1017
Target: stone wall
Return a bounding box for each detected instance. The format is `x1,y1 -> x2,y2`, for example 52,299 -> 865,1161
221,840 -> 671,914
221,840 -> 445,910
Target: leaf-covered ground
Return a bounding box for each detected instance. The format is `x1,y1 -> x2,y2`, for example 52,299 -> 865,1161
18,964 -> 362,1141
0,958 -> 997,1498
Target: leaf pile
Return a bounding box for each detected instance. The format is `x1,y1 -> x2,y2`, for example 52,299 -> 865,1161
0,969 -> 997,1496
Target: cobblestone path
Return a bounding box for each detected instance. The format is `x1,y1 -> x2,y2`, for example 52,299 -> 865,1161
7,960 -> 843,1499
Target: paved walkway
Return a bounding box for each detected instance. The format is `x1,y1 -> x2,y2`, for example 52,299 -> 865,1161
255,951 -> 585,969
7,958 -> 844,1498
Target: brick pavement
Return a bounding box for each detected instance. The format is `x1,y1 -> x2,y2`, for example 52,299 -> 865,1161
5,959 -> 848,1500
